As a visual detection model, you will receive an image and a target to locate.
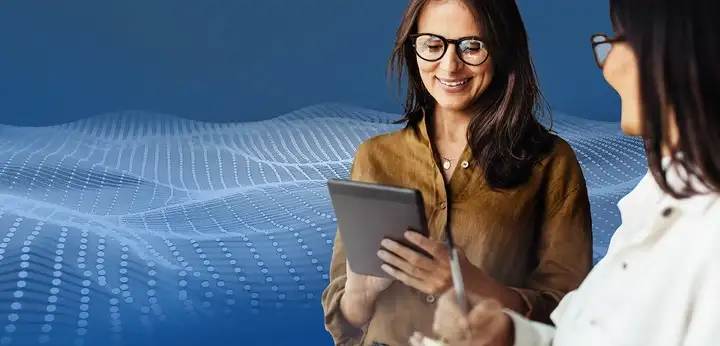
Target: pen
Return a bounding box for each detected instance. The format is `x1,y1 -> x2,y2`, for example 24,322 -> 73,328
443,186 -> 468,314
444,226 -> 468,313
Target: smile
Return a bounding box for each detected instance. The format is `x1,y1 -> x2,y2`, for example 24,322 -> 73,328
436,77 -> 471,87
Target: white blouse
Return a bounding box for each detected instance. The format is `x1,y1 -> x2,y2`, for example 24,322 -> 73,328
507,168 -> 720,346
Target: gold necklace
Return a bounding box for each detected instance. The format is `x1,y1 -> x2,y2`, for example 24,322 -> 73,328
439,153 -> 462,170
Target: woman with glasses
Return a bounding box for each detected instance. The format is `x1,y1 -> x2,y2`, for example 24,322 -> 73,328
321,0 -> 594,345
413,0 -> 720,345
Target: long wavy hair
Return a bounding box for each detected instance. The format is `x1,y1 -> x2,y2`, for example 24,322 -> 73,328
388,0 -> 555,189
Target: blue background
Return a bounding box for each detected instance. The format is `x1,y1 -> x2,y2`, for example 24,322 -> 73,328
0,1 -> 643,346
0,0 -> 616,126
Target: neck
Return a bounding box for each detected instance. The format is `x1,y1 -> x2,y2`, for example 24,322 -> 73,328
661,110 -> 680,158
660,121 -> 680,158
431,107 -> 471,143
661,145 -> 673,158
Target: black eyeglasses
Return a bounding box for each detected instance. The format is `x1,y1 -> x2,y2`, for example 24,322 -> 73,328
590,33 -> 626,68
409,33 -> 490,66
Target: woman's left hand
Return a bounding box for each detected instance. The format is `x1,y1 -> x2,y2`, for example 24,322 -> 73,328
377,231 -> 481,295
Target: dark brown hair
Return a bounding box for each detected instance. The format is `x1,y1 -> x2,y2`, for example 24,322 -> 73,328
610,0 -> 720,198
388,0 -> 555,189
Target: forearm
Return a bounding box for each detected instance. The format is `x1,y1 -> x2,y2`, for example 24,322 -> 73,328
468,275 -> 528,315
322,283 -> 375,346
339,290 -> 379,328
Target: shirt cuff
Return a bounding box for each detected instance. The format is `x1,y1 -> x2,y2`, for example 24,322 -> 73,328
323,288 -> 370,346
503,309 -> 555,346
507,286 -> 535,318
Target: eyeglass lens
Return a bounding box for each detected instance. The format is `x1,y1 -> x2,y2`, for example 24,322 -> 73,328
592,36 -> 612,66
413,34 -> 488,65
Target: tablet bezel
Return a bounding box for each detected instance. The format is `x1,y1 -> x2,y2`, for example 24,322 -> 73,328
327,178 -> 430,278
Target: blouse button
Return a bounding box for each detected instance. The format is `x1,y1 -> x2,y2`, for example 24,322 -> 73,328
460,161 -> 469,168
426,294 -> 435,303
662,207 -> 673,217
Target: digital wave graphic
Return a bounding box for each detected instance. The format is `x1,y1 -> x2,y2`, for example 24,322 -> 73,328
0,103 -> 647,346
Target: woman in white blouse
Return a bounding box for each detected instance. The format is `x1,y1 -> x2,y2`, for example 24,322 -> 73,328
410,0 -> 720,345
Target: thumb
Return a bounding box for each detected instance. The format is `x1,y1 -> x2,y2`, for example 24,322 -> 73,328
465,291 -> 486,306
466,300 -> 507,343
467,299 -> 504,330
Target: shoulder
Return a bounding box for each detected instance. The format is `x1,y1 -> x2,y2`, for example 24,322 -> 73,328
696,195 -> 720,242
355,129 -> 404,156
350,127 -> 416,179
526,135 -> 590,213
536,135 -> 586,186
355,126 -> 420,162
541,135 -> 582,171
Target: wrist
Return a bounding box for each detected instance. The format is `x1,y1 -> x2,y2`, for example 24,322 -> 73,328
468,274 -> 526,315
340,290 -> 378,328
498,313 -> 515,346
344,287 -> 380,305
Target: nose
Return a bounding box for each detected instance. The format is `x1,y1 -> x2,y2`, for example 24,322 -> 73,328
439,45 -> 462,72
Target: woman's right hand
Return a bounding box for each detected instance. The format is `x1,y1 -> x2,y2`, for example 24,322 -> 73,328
340,261 -> 393,328
344,261 -> 393,299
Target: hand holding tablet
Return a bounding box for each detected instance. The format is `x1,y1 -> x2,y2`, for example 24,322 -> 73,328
344,260 -> 393,300
327,178 -> 431,279
327,178 -> 477,296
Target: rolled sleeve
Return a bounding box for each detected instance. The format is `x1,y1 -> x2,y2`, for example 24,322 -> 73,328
321,231 -> 370,346
321,142 -> 374,345
504,309 -> 556,346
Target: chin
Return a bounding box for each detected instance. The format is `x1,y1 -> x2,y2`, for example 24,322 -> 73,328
431,90 -> 477,112
435,99 -> 471,111
619,104 -> 643,136
620,119 -> 643,136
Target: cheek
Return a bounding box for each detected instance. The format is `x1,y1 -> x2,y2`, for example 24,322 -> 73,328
415,57 -> 440,73
417,60 -> 438,85
602,47 -> 638,97
417,59 -> 437,75
603,50 -> 643,136
472,62 -> 493,86
602,63 -> 626,92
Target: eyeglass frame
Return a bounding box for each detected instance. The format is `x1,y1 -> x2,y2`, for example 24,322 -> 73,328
408,33 -> 491,66
590,33 -> 626,68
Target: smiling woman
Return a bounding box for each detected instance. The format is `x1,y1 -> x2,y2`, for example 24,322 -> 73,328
320,0 -> 594,346
407,2 -> 496,117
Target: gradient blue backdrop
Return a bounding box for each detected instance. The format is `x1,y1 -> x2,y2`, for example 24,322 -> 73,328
0,0 -> 616,126
0,1 -> 640,346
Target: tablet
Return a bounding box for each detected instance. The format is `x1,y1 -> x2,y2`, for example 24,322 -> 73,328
327,178 -> 430,278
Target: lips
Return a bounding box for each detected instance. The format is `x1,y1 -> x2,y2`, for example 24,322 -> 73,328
436,77 -> 471,87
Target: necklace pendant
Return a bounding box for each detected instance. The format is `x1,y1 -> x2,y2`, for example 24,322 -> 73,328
442,160 -> 451,170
